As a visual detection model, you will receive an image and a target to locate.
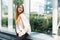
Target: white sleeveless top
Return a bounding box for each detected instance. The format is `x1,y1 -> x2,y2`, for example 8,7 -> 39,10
16,13 -> 31,36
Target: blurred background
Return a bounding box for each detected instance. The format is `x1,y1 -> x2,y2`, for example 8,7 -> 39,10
1,0 -> 52,35
1,0 -> 60,40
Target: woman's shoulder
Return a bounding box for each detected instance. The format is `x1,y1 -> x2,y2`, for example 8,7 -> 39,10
20,13 -> 25,17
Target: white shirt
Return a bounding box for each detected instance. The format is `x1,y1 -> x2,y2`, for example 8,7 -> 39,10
16,13 -> 31,36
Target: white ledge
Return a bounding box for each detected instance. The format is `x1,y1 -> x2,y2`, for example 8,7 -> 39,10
0,27 -> 53,40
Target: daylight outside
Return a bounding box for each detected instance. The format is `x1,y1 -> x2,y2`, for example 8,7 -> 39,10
0,0 -> 57,40
58,0 -> 60,38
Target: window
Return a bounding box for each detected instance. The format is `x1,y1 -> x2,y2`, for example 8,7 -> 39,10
30,0 -> 52,35
58,0 -> 60,36
2,0 -> 8,27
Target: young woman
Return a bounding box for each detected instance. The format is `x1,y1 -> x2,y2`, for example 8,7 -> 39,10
15,4 -> 31,40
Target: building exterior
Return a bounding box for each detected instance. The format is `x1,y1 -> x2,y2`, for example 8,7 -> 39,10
45,0 -> 53,14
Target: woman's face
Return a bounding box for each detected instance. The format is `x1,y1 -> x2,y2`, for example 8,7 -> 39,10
18,5 -> 24,13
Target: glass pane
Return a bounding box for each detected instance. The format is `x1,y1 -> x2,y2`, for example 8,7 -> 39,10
30,0 -> 52,35
2,0 -> 8,27
58,0 -> 60,36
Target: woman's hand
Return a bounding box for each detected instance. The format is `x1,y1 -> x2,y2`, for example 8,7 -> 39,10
18,33 -> 23,37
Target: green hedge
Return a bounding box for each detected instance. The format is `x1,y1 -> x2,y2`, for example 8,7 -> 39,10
2,17 -> 8,27
30,14 -> 52,35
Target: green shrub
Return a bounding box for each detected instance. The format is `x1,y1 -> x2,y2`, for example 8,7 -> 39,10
30,14 -> 52,35
13,18 -> 16,28
2,17 -> 8,27
4,12 -> 8,15
2,17 -> 16,28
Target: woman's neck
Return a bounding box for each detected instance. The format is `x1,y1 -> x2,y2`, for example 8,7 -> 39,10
19,12 -> 24,15
19,12 -> 24,16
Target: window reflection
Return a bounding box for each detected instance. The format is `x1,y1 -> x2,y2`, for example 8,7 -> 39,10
58,0 -> 60,36
2,0 -> 8,27
30,0 -> 52,35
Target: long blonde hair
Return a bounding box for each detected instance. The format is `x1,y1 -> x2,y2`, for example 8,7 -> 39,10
15,5 -> 24,24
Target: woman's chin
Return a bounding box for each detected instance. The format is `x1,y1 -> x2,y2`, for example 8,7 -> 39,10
19,11 -> 21,13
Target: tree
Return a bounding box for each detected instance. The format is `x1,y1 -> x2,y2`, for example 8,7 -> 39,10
13,0 -> 24,6
13,0 -> 24,11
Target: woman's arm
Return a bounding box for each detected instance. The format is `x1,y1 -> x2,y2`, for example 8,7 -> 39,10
20,14 -> 31,34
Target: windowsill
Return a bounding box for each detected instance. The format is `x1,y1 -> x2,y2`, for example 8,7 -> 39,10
0,27 -> 53,40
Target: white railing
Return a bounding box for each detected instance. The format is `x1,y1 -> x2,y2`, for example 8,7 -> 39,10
24,0 -> 30,19
8,0 -> 13,31
52,0 -> 58,40
0,0 -> 2,28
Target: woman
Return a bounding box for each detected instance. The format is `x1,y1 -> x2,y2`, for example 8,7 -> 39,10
15,4 -> 31,40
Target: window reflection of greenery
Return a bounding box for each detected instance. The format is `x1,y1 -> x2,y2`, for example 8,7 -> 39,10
2,17 -> 8,27
2,0 -> 52,35
30,12 -> 52,35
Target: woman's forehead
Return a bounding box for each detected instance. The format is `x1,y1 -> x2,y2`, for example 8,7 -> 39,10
18,5 -> 23,8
